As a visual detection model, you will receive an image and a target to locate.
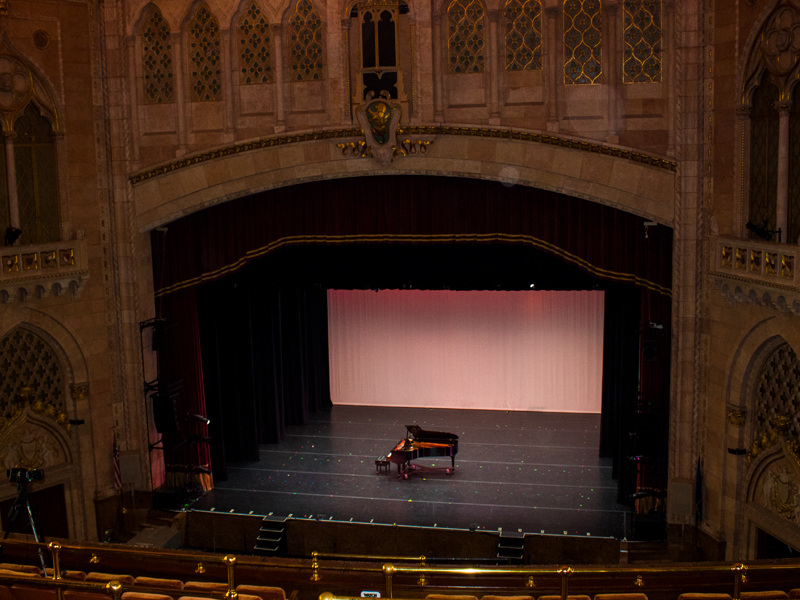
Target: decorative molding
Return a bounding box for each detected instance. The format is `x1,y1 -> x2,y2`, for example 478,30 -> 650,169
711,276 -> 800,315
70,383 -> 89,401
728,407 -> 747,427
129,126 -> 678,185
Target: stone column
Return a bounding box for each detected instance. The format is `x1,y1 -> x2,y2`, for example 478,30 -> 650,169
172,32 -> 189,155
664,2 -> 675,156
433,13 -> 445,122
777,100 -> 791,241
605,2 -> 619,142
342,18 -> 352,122
273,24 -> 286,132
488,9 -> 500,124
545,6 -> 559,131
125,35 -> 141,166
736,105 -> 752,236
221,28 -> 235,136
4,131 -> 18,232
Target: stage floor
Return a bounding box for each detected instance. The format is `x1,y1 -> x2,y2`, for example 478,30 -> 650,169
190,405 -> 628,538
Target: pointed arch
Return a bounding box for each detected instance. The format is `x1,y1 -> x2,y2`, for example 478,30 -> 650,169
287,0 -> 325,81
446,0 -> 485,74
187,2 -> 223,101
236,1 -> 273,84
0,37 -> 60,133
139,3 -> 175,105
503,0 -> 542,71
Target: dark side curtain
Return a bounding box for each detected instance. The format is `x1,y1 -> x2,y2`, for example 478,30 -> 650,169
197,271 -> 331,480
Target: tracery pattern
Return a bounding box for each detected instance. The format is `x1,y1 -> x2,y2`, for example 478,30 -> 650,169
563,0 -> 601,84
0,328 -> 65,415
238,3 -> 272,84
189,4 -> 222,101
504,0 -> 542,71
447,0 -> 485,73
622,0 -> 661,83
288,0 -> 324,81
753,342 -> 800,445
141,6 -> 174,104
750,74 -> 779,233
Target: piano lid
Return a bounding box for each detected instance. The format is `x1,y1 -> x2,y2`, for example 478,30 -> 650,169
405,424 -> 459,441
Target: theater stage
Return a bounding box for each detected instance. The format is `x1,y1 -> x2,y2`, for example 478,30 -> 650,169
189,405 -> 628,539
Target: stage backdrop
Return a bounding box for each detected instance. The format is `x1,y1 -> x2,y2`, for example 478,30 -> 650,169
328,289 -> 604,412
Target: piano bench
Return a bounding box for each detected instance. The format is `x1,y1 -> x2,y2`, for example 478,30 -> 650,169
375,456 -> 390,474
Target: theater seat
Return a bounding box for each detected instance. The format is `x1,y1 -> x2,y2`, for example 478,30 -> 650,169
425,595 -> 479,600
482,596 -> 534,600
181,583 -> 227,593
741,593 -> 788,600
122,594 -> 174,600
235,585 -> 285,600
595,595 -> 649,600
538,596 -> 591,600
789,591 -> 800,600
180,595 -> 260,600
85,574 -> 136,586
63,573 -> 87,582
677,595 -> 732,600
133,578 -> 183,591
0,586 -> 12,600
0,566 -> 40,576
11,585 -> 55,600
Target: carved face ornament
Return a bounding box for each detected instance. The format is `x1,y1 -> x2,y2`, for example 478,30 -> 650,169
762,6 -> 800,77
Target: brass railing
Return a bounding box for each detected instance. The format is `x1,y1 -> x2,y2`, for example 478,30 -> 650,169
0,539 -> 798,600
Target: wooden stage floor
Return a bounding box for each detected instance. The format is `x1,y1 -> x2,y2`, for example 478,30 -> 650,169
190,405 -> 628,538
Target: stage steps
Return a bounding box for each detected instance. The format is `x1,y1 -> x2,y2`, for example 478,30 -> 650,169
254,516 -> 288,557
496,531 -> 525,564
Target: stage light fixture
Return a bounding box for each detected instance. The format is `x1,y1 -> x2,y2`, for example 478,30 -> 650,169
191,413 -> 211,425
529,283 -> 536,289
4,227 -> 21,246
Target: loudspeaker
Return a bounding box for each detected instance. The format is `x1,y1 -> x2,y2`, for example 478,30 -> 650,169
152,392 -> 179,435
642,339 -> 658,363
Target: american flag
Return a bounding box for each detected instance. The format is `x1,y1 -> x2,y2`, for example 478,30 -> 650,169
113,439 -> 122,491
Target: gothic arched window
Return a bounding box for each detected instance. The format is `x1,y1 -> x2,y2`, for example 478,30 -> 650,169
189,4 -> 222,102
288,0 -> 324,81
447,0 -> 485,74
564,0 -> 601,84
238,2 -> 272,84
0,327 -> 66,416
504,0 -> 542,71
141,6 -> 174,104
14,104 -> 59,245
622,0 -> 662,83
749,73 -> 779,234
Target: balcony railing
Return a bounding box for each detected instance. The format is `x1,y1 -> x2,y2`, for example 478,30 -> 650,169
714,236 -> 799,286
0,239 -> 89,303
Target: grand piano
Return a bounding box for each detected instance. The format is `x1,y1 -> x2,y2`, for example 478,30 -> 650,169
386,424 -> 459,479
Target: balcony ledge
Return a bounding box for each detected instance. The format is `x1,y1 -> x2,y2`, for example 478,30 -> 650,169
0,239 -> 89,303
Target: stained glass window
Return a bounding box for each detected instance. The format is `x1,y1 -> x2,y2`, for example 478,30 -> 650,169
749,73 -> 779,234
623,0 -> 661,83
564,0 -> 601,84
189,4 -> 222,101
288,0 -> 324,81
141,6 -> 174,104
447,0 -> 485,73
239,3 -> 272,84
14,104 -> 59,245
504,0 -> 542,71
788,87 -> 800,242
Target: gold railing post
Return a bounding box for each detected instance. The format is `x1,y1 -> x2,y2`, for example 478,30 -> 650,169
732,563 -> 746,600
223,555 -> 238,599
105,580 -> 123,600
48,542 -> 62,600
310,552 -> 321,582
558,566 -> 573,600
383,563 -> 395,599
418,556 -> 427,585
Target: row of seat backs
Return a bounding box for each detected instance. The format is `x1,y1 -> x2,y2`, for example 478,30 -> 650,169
0,564 -> 286,600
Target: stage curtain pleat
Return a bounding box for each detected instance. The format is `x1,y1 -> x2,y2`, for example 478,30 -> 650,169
195,275 -> 331,478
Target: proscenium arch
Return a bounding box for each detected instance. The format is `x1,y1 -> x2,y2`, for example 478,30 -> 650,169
132,137 -> 676,232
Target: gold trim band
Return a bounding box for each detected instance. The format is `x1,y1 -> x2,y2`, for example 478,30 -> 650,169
154,232 -> 672,298
130,126 -> 677,185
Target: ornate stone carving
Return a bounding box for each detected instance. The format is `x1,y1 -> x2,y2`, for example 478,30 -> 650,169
0,407 -> 72,471
0,42 -> 59,132
728,408 -> 746,427
70,383 -> 89,401
761,3 -> 800,80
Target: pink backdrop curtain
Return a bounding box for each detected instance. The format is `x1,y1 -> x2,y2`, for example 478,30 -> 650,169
328,289 -> 604,413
